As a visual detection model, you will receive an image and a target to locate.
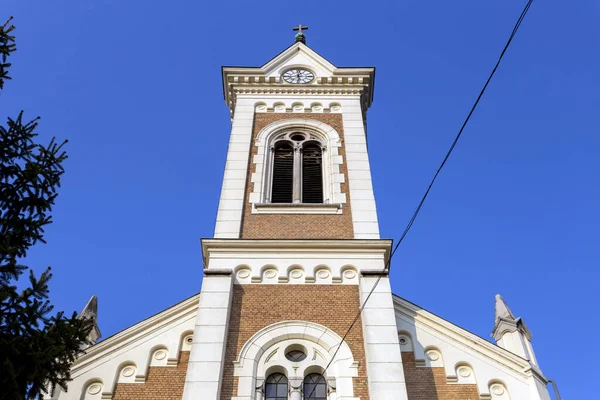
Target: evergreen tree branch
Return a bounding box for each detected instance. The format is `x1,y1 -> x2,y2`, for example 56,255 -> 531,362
0,17 -> 93,400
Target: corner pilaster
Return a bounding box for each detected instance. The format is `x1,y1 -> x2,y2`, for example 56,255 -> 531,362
183,270 -> 234,399
360,272 -> 408,399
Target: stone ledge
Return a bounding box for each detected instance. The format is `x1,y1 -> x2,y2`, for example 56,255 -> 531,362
361,269 -> 389,277
253,202 -> 343,215
203,269 -> 233,276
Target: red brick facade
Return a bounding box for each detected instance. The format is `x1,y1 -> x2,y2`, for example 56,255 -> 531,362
401,352 -> 479,400
220,284 -> 369,400
112,351 -> 189,400
241,113 -> 355,239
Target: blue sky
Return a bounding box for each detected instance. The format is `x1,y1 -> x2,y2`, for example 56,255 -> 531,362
3,0 -> 598,398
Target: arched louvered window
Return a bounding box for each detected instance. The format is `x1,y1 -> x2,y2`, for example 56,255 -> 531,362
303,373 -> 327,400
269,132 -> 326,204
301,142 -> 323,203
265,373 -> 288,400
271,142 -> 294,203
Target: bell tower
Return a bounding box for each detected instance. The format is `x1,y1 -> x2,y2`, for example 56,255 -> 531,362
214,30 -> 378,241
183,31 -> 409,400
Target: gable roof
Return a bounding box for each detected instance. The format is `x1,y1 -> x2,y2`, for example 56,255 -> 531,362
73,293 -> 199,374
392,293 -> 532,372
221,42 -> 375,116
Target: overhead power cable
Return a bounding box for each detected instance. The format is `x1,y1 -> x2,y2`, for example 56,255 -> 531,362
304,0 -> 536,397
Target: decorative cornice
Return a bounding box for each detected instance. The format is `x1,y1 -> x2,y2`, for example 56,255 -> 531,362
227,85 -> 370,117
71,294 -> 199,373
392,294 -> 536,379
234,87 -> 365,96
201,238 -> 392,268
221,42 -> 375,116
253,203 -> 343,215
204,268 -> 233,276
361,269 -> 389,277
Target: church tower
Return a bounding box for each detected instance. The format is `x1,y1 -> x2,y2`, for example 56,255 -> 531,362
51,29 -> 554,400
183,29 -> 408,399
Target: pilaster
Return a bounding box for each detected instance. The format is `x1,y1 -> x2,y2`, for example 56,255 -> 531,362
214,98 -> 255,238
340,98 -> 380,239
182,271 -> 234,400
360,274 -> 408,399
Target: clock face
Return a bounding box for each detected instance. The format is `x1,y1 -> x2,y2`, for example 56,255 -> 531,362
282,68 -> 314,84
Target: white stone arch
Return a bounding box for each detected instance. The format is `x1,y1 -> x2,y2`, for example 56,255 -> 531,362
260,264 -> 279,283
234,264 -> 253,284
313,264 -> 333,284
254,102 -> 267,112
287,264 -> 305,283
80,379 -> 103,400
179,329 -> 194,352
454,362 -> 477,385
423,345 -> 444,368
233,321 -> 359,399
249,118 -> 346,211
340,265 -> 359,284
148,345 -> 169,367
291,102 -> 305,112
115,361 -> 137,385
488,379 -> 511,400
397,330 -> 414,352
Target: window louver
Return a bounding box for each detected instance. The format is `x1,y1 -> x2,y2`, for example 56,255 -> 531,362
302,143 -> 323,203
271,143 -> 294,203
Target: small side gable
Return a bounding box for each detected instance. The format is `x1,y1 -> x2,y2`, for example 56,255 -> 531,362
49,294 -> 199,400
393,294 -> 540,399
261,42 -> 337,79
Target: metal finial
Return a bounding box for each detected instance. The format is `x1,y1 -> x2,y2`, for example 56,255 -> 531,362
292,24 -> 308,44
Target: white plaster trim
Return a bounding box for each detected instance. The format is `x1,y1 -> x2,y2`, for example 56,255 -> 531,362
202,239 -> 392,268
53,296 -> 198,399
235,87 -> 365,96
233,321 -> 359,399
222,42 -> 375,116
360,277 -> 409,400
392,295 -> 531,376
392,295 -> 554,398
183,275 -> 234,400
71,294 -> 199,374
202,239 -> 386,288
255,118 -> 341,146
254,339 -> 334,378
251,118 -> 343,210
213,97 -> 254,238
253,203 -> 343,215
261,42 -> 336,76
341,100 -> 380,239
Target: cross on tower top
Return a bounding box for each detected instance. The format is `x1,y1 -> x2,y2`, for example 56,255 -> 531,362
293,24 -> 308,33
293,24 -> 308,44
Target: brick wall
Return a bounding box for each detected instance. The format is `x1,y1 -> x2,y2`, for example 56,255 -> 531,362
220,284 -> 369,399
402,352 -> 479,400
112,351 -> 189,400
240,113 -> 355,239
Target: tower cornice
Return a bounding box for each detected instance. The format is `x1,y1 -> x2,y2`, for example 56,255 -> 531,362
201,238 -> 392,267
221,42 -> 375,117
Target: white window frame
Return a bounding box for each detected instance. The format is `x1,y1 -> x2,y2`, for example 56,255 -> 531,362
267,131 -> 326,205
250,119 -> 346,215
233,321 -> 359,400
